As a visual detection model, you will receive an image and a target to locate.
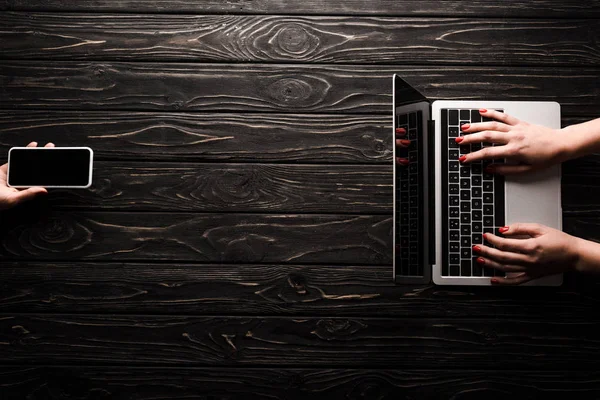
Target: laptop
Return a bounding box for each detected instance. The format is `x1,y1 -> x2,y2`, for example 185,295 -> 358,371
392,74 -> 562,286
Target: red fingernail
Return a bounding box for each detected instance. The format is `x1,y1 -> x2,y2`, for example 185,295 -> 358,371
396,157 -> 409,166
395,128 -> 406,135
482,233 -> 488,240
399,139 -> 410,146
455,136 -> 464,143
472,245 -> 481,252
485,166 -> 495,173
479,108 -> 487,113
499,226 -> 509,233
476,257 -> 486,265
491,278 -> 499,284
459,155 -> 467,162
461,124 -> 470,130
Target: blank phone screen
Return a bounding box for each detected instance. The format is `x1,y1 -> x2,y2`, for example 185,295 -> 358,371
8,148 -> 92,187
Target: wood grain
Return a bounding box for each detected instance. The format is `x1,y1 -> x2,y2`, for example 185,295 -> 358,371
1,0 -> 599,17
2,13 -> 599,66
0,211 -> 392,264
36,162 -> 392,213
3,367 -> 600,399
0,261 -> 598,318
0,111 -> 392,163
1,314 -> 600,368
1,62 -> 598,115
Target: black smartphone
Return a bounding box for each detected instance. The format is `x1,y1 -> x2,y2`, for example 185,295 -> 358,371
7,147 -> 94,188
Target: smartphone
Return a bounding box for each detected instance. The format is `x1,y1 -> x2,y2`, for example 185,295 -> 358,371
7,147 -> 94,189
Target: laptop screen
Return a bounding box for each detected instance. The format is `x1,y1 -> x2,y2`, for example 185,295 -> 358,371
393,75 -> 431,284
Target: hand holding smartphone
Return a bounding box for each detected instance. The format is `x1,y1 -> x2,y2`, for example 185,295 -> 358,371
7,146 -> 94,189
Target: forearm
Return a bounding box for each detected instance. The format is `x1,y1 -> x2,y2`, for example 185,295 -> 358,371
574,237 -> 600,274
562,118 -> 600,160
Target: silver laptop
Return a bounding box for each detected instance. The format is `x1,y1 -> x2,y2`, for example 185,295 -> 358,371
392,75 -> 562,286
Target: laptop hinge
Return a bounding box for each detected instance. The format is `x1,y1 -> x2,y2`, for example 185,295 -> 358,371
427,119 -> 436,266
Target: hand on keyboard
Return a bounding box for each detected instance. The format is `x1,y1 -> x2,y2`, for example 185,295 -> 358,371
472,223 -> 579,284
456,109 -> 566,175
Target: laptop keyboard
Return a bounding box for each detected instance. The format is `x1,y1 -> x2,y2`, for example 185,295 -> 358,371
442,109 -> 505,278
395,110 -> 424,280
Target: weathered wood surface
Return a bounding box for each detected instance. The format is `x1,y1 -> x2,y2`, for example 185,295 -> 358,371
2,0 -> 600,17
1,314 -> 599,368
3,367 -> 600,399
35,162 -> 393,213
2,13 -> 599,66
0,261 -> 598,318
0,211 -> 392,264
0,111 -> 392,163
1,63 -> 598,115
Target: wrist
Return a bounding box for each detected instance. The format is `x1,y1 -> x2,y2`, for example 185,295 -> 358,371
558,125 -> 582,161
572,237 -> 600,274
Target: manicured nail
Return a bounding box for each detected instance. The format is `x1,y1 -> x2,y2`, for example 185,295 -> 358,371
472,245 -> 481,252
485,166 -> 495,173
482,233 -> 488,240
455,136 -> 464,143
461,124 -> 470,131
476,257 -> 486,265
479,108 -> 487,113
396,157 -> 409,166
395,128 -> 406,135
399,139 -> 411,146
459,155 -> 467,163
499,226 -> 509,233
491,278 -> 499,284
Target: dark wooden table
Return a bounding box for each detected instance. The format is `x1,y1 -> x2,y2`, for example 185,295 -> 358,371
1,1 -> 600,398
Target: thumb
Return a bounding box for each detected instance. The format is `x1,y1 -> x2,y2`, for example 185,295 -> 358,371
502,222 -> 544,237
12,187 -> 47,205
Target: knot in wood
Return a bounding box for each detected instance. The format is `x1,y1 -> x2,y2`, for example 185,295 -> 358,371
38,217 -> 74,244
287,273 -> 307,295
312,319 -> 366,340
273,23 -> 319,57
267,78 -> 313,105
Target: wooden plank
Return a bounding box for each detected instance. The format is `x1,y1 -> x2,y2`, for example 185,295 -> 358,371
1,314 -> 599,368
563,156 -> 600,213
0,62 -> 597,115
0,111 -> 589,164
0,211 -> 392,264
0,261 -> 598,318
1,0 -> 599,18
33,162 -> 392,213
20,158 -> 600,215
2,13 -> 599,66
0,111 -> 392,164
2,367 -> 600,399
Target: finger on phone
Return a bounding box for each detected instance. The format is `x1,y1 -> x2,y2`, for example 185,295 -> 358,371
44,142 -> 55,148
26,142 -> 38,148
